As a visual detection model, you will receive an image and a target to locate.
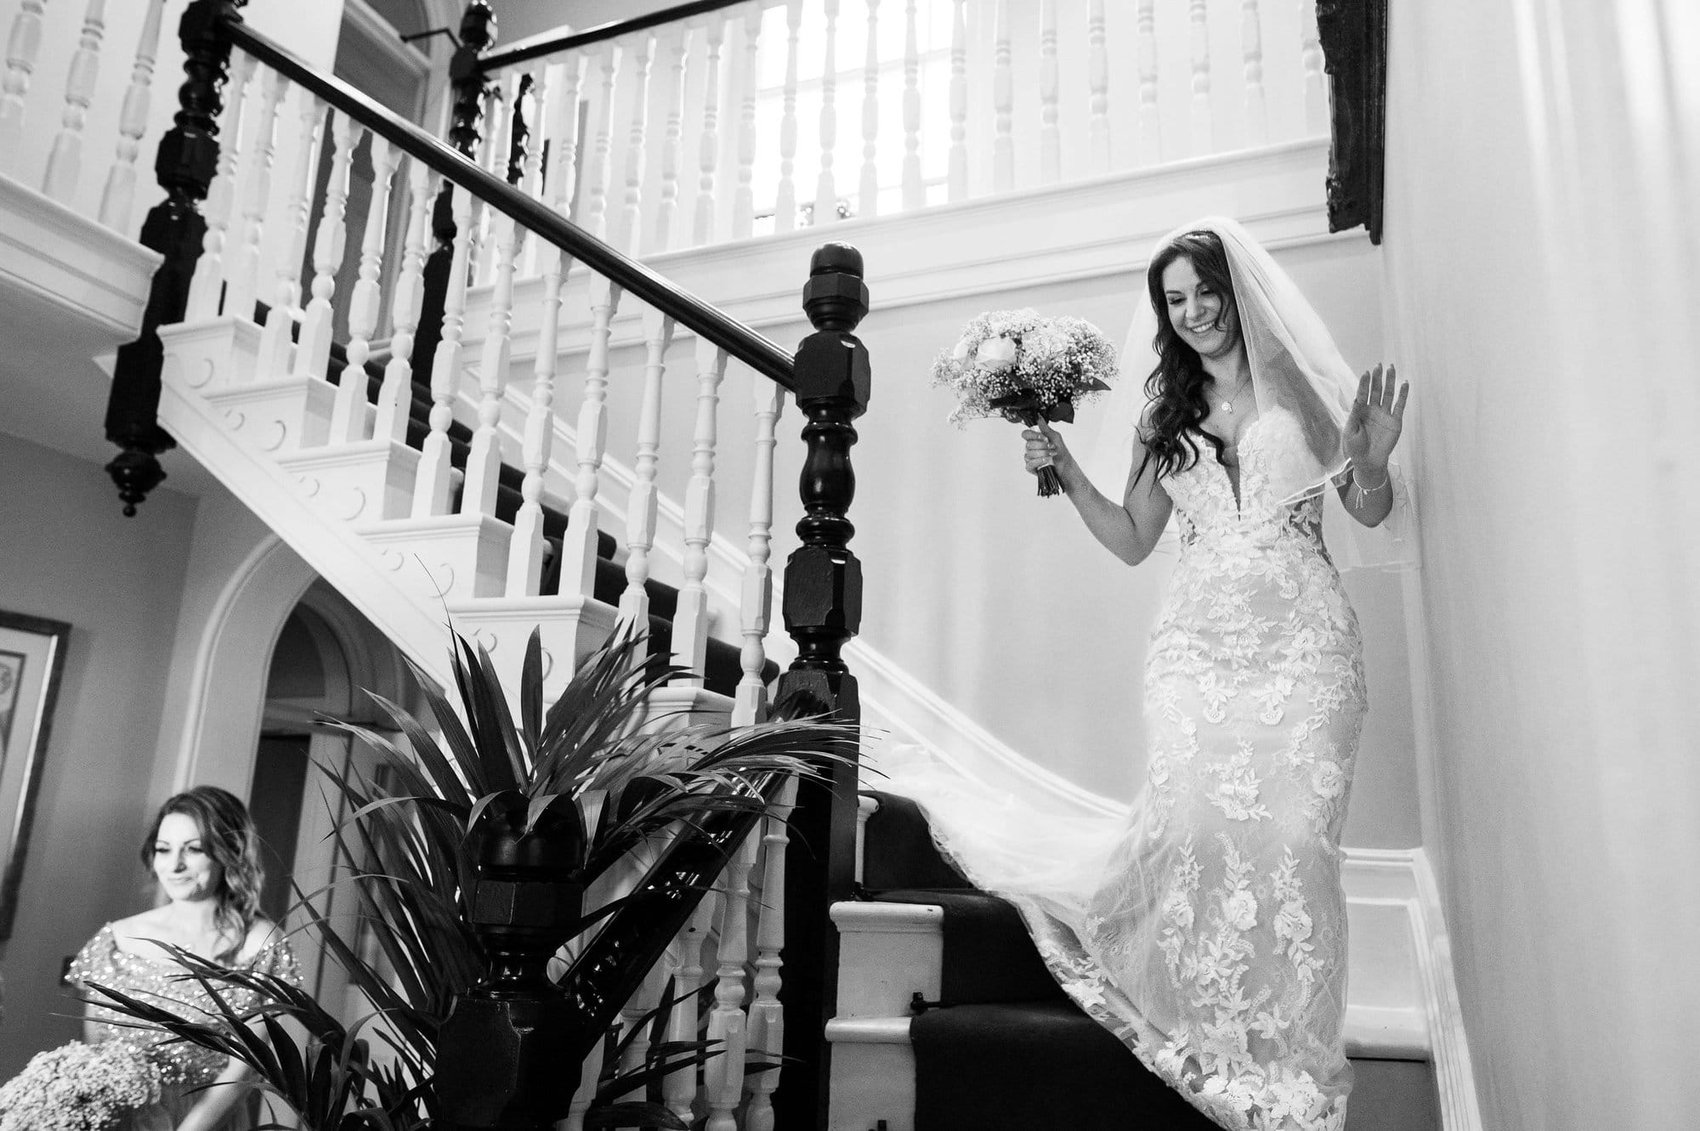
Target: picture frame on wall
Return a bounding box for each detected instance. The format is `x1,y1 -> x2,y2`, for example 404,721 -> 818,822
0,611 -> 71,939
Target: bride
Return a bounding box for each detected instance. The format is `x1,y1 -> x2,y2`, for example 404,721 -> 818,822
880,217 -> 1409,1130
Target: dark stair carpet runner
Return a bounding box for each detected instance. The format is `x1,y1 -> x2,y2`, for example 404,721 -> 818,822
860,791 -> 1218,1131
297,317 -> 775,697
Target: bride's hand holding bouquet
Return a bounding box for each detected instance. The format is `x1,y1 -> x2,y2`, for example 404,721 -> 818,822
931,309 -> 1117,497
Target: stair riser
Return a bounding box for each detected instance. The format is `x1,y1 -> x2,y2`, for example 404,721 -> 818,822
361,516 -> 512,602
825,1036 -> 916,1131
832,902 -> 943,1019
278,442 -> 421,523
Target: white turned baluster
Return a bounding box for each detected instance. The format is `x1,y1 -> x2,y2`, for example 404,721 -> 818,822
547,52 -> 586,220
670,338 -> 728,684
619,32 -> 655,257
901,0 -> 922,209
947,0 -> 968,201
857,0 -> 880,216
742,778 -> 797,1131
652,25 -> 688,252
329,133 -> 398,443
619,307 -> 675,638
98,0 -> 164,230
1136,0 -> 1161,165
412,184 -> 475,518
1300,0 -> 1326,135
732,2 -> 762,239
1188,0 -> 1214,154
42,0 -> 105,204
1087,0 -> 1112,174
461,208 -> 517,517
560,276 -> 623,598
475,84 -> 509,282
703,832 -> 756,1131
1039,0 -> 1060,182
661,897 -> 715,1124
292,110 -> 356,381
374,161 -> 434,445
991,0 -> 1013,193
224,67 -> 285,325
1241,0 -> 1268,144
618,959 -> 670,1102
734,380 -> 783,727
185,52 -> 253,320
775,0 -> 802,231
691,13 -> 725,245
813,0 -> 840,222
582,43 -> 619,240
507,223 -> 565,597
0,0 -> 47,166
516,67 -> 547,275
258,93 -> 324,375
561,1038 -> 604,1131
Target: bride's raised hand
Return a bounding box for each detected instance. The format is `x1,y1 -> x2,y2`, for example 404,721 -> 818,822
1342,363 -> 1409,470
1023,422 -> 1077,482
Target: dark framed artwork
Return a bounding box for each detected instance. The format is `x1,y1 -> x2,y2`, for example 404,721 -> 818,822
0,611 -> 71,939
1316,0 -> 1388,244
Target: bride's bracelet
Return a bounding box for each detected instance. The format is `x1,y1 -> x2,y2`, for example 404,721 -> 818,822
1350,466 -> 1390,508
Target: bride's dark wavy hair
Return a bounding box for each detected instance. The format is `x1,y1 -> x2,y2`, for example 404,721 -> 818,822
1132,230 -> 1238,486
140,785 -> 265,961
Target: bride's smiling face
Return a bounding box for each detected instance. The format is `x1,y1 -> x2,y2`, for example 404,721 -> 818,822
1162,256 -> 1241,359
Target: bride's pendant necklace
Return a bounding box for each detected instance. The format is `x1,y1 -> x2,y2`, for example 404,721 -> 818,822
1218,376 -> 1252,414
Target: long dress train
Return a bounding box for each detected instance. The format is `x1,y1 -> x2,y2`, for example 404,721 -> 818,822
878,409 -> 1366,1131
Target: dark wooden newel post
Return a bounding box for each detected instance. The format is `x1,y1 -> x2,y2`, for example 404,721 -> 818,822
775,242 -> 870,1131
411,0 -> 495,385
104,0 -> 245,515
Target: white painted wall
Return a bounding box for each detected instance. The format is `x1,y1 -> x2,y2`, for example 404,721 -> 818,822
1382,0 -> 1700,1126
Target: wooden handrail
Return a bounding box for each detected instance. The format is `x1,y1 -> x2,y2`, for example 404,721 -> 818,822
220,12 -> 797,390
479,0 -> 754,75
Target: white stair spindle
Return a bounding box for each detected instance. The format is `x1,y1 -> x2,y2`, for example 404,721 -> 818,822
691,13 -> 726,246
733,380 -> 783,727
42,0 -> 105,204
652,24 -> 689,252
619,32 -> 655,257
991,0 -> 1013,193
292,110 -> 356,381
1136,0 -> 1162,165
224,67 -> 286,325
901,0 -> 922,209
461,208 -> 517,517
560,275 -> 623,598
670,338 -> 728,685
661,896 -> 716,1124
1087,0 -> 1112,174
0,0 -> 46,166
743,778 -> 797,1131
775,0 -> 802,231
329,133 -> 398,444
475,83 -> 509,282
506,225 -> 566,597
185,52 -> 254,321
582,42 -> 619,240
516,66 -> 547,274
1039,0 -> 1060,183
703,832 -> 757,1131
412,184 -> 476,518
1300,0 -> 1326,135
546,51 -> 586,220
947,0 -> 968,201
98,0 -> 165,231
858,0 -> 881,216
374,160 -> 435,445
258,93 -> 325,375
1189,0 -> 1214,154
732,2 -> 762,239
619,307 -> 675,636
1241,0 -> 1268,144
561,1038 -> 605,1131
813,0 -> 840,222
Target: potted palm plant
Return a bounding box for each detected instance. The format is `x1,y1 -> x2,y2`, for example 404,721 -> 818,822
86,624 -> 855,1130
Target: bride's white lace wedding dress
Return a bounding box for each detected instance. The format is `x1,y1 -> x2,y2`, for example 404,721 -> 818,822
880,408 -> 1365,1131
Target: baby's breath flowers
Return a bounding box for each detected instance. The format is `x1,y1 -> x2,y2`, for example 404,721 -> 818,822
0,1041 -> 164,1131
931,309 -> 1118,496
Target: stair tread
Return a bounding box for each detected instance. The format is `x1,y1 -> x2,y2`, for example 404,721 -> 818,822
859,791 -> 975,892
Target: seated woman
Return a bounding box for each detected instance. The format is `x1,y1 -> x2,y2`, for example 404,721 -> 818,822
66,785 -> 301,1131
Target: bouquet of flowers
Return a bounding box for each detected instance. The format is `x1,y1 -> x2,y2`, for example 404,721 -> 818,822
0,1041 -> 164,1131
931,309 -> 1117,496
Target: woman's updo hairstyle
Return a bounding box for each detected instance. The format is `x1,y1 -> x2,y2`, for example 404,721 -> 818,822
139,785 -> 265,960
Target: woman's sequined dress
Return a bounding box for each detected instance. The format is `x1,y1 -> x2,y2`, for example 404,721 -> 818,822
66,923 -> 302,1131
881,410 -> 1367,1130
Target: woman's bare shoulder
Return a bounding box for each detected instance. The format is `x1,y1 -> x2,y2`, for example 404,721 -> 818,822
240,917 -> 285,956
